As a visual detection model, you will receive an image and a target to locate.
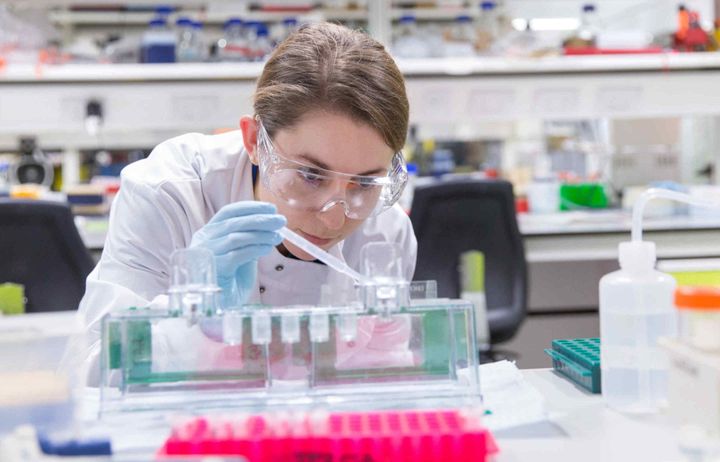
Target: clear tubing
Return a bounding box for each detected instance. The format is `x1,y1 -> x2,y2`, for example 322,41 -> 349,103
632,188 -> 720,243
278,227 -> 371,284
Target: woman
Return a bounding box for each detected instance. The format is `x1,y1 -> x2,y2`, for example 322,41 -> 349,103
72,23 -> 417,378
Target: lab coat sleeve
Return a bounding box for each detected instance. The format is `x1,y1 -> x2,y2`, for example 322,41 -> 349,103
68,174 -> 192,384
404,220 -> 418,282
393,204 -> 418,281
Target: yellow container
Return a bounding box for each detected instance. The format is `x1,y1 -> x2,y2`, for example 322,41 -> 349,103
659,259 -> 720,286
9,184 -> 44,200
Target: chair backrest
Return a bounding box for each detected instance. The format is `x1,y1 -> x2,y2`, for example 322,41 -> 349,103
0,199 -> 95,312
410,179 -> 527,344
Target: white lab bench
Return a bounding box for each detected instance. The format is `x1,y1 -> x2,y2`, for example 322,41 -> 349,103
84,369 -> 686,461
0,311 -> 693,461
521,210 -> 720,264
496,369 -> 686,462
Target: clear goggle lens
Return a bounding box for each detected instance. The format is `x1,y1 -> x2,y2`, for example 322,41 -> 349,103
256,119 -> 407,220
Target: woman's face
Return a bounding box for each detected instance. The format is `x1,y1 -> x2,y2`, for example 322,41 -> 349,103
241,110 -> 394,261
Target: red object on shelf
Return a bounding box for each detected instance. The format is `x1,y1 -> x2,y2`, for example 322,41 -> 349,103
673,8 -> 712,52
158,409 -> 498,462
515,197 -> 529,214
104,184 -> 120,195
563,46 -> 665,55
484,168 -> 499,178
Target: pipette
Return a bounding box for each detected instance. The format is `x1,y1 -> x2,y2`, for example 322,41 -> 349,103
278,227 -> 371,284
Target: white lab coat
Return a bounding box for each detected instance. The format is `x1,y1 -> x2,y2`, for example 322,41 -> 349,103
66,130 -> 417,382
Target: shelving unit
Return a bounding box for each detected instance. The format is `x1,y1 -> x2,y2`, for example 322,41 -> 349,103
4,53 -> 720,150
47,8 -> 369,26
2,52 -> 720,206
46,8 -> 486,25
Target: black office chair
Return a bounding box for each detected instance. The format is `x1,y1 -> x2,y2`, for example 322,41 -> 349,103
410,179 -> 528,347
0,199 -> 94,312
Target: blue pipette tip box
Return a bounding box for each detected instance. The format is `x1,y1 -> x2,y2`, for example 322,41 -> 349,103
544,337 -> 601,394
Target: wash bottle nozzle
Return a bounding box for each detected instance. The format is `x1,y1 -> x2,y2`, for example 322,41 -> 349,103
623,187 -> 720,272
631,187 -> 720,243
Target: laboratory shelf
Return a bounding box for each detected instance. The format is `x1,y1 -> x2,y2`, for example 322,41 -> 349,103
47,8 -> 485,25
4,53 -> 720,145
518,211 -> 720,263
40,5 -> 506,25
518,210 -> 720,236
0,62 -> 266,82
4,53 -> 720,82
47,8 -> 368,26
390,7 -> 479,21
398,53 -> 720,76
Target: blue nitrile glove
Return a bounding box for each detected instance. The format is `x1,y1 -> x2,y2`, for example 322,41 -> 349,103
190,201 -> 286,307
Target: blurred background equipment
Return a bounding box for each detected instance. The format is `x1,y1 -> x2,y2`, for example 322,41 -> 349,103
411,179 -> 527,357
0,200 -> 94,312
9,137 -> 54,188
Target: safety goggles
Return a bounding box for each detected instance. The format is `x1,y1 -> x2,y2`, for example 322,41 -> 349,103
255,118 -> 407,220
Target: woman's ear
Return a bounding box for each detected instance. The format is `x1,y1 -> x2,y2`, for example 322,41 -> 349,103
239,116 -> 259,165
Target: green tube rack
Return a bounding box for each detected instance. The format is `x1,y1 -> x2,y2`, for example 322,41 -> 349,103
544,338 -> 601,394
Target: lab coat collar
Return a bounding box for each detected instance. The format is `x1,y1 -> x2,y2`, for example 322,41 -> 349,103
250,240 -> 348,306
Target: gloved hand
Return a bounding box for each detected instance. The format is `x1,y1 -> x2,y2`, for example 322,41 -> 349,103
190,201 -> 286,307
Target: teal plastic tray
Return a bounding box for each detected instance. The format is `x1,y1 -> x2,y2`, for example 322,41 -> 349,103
544,338 -> 600,394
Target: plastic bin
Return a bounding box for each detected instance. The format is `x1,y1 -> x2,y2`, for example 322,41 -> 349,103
0,312 -> 82,435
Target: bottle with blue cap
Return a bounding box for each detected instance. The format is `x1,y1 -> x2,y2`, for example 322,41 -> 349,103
154,5 -> 174,17
445,14 -> 476,57
246,21 -> 273,61
141,16 -> 176,63
193,21 -> 209,61
257,23 -> 273,61
577,3 -> 600,46
476,1 -> 498,53
243,20 -> 260,61
176,17 -> 200,62
218,18 -> 248,62
392,15 -> 430,58
279,17 -> 299,44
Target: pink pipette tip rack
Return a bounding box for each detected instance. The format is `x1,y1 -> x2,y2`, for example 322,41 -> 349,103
158,409 -> 498,461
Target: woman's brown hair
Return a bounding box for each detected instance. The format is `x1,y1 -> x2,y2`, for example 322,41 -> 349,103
254,22 -> 409,152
